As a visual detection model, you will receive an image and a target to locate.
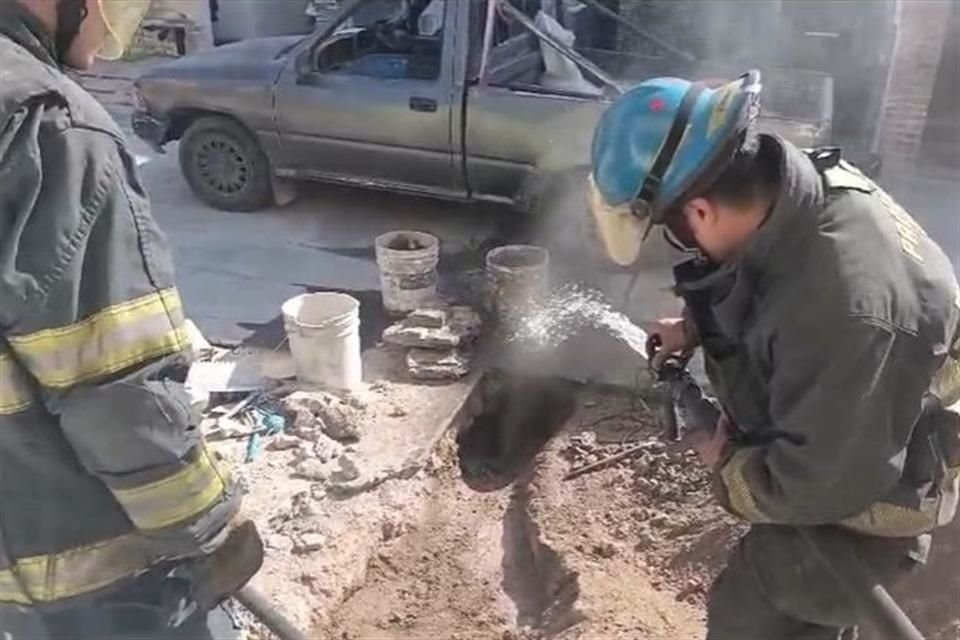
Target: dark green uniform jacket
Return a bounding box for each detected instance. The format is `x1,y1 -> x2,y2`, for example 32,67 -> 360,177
0,4 -> 239,609
677,136 -> 960,537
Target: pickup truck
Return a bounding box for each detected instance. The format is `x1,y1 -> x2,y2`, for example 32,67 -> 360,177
133,0 -> 834,213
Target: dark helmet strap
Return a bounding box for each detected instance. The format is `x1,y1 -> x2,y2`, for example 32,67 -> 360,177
55,0 -> 89,63
633,81 -> 706,211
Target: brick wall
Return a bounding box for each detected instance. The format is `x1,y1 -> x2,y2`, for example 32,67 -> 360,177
877,0 -> 953,169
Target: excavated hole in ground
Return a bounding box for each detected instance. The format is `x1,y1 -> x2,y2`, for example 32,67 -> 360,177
315,376 -> 960,640
318,377 -> 715,640
457,375 -> 579,492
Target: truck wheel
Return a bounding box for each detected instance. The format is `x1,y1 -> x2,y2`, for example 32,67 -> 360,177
179,116 -> 273,211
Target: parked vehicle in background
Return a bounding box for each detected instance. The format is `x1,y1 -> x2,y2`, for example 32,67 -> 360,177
133,0 -> 833,213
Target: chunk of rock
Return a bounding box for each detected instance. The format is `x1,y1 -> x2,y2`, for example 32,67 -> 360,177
293,532 -> 326,555
406,348 -> 470,381
267,434 -> 301,451
292,458 -> 330,482
312,434 -> 345,463
329,454 -> 361,484
282,391 -> 361,442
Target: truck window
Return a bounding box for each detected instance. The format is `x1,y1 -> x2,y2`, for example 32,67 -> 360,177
314,0 -> 445,81
473,0 -> 604,96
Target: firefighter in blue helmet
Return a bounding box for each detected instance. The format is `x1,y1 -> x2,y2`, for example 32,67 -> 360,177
589,71 -> 960,638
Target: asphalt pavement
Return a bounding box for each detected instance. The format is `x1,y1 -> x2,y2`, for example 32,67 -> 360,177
137,144 -> 504,344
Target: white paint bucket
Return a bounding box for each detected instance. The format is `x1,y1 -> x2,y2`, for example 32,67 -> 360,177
281,293 -> 362,390
375,231 -> 440,316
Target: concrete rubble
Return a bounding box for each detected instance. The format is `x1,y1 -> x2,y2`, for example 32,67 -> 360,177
383,305 -> 483,381
382,305 -> 482,349
283,391 -> 362,441
406,348 -> 472,381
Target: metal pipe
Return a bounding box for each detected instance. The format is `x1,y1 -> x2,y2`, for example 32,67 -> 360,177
497,0 -> 623,95
234,585 -> 308,640
477,0 -> 500,83
797,528 -> 925,640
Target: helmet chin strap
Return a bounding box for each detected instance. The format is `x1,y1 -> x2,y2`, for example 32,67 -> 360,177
55,0 -> 89,66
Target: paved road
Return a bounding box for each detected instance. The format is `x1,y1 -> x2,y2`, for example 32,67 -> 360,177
138,145 -> 504,344
77,58 -> 500,344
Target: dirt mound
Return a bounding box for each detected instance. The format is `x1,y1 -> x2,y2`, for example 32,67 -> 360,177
314,387 -> 959,639
320,388 -> 735,639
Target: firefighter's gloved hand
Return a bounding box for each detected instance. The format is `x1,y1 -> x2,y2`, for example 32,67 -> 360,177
644,316 -> 696,369
170,518 -> 264,622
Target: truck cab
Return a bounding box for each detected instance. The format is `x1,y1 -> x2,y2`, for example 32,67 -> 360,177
135,0 -> 833,212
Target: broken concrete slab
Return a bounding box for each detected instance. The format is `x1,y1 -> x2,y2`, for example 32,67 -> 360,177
407,348 -> 471,381
382,305 -> 482,349
407,308 -> 446,328
382,323 -> 460,349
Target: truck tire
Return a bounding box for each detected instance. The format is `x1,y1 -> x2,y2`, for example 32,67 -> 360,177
179,116 -> 273,212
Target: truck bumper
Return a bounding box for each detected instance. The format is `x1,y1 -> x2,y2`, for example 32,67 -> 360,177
132,110 -> 169,153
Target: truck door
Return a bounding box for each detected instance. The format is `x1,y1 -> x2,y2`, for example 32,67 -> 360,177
273,0 -> 462,197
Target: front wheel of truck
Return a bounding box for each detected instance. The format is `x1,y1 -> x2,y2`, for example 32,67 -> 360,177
179,116 -> 273,212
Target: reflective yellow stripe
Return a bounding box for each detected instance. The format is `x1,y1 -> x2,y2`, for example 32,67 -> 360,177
0,350 -> 34,415
719,449 -> 773,523
840,501 -> 939,538
8,289 -> 189,389
0,534 -> 156,604
933,296 -> 960,406
112,446 -> 229,531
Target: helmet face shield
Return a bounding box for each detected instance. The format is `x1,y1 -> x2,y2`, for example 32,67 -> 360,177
586,173 -> 648,267
96,0 -> 151,61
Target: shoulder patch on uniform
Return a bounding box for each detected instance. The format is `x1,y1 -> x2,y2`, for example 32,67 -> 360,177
823,160 -> 875,193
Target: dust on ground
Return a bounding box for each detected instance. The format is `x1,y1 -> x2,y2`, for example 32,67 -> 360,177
319,388 -> 741,640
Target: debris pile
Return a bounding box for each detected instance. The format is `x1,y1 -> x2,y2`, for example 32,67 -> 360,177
382,306 -> 482,381
563,425 -> 710,501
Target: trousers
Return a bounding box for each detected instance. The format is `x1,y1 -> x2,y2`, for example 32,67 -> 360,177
0,569 -> 240,640
707,525 -> 928,640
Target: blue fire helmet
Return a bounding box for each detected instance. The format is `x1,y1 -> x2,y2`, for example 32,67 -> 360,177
587,71 -> 762,265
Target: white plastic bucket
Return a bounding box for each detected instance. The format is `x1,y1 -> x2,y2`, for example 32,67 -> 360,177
375,231 -> 440,316
281,293 -> 362,390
